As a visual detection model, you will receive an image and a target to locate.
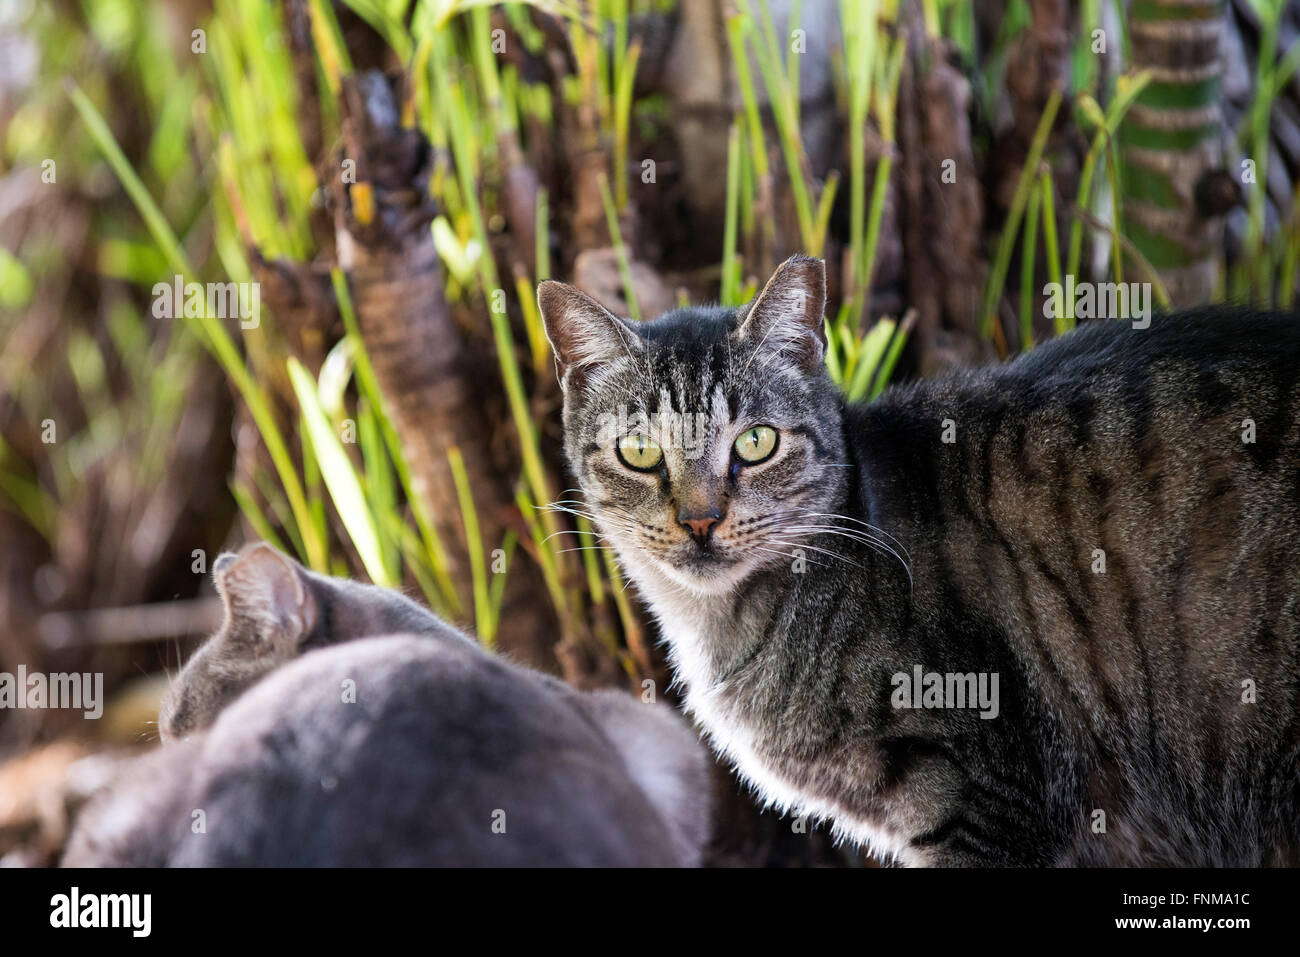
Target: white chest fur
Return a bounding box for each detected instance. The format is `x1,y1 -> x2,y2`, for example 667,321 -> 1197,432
641,579 -> 918,866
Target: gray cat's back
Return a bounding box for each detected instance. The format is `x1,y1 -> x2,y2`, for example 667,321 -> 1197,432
68,635 -> 709,867
181,635 -> 690,866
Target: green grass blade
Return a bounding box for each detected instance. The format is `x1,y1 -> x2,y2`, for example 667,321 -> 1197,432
288,357 -> 393,586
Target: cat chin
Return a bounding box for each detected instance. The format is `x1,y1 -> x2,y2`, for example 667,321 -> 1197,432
655,556 -> 755,596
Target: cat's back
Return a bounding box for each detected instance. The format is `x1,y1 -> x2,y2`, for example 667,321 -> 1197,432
860,308 -> 1298,429
167,635 -> 692,867
851,309 -> 1300,526
1008,305 -> 1298,377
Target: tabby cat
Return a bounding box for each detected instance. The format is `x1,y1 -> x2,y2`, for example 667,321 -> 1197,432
538,255 -> 1300,866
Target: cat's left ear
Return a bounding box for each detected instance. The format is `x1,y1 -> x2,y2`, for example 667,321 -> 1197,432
734,255 -> 827,372
537,281 -> 642,389
213,543 -> 317,652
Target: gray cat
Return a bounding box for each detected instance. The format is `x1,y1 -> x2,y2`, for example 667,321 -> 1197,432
538,255 -> 1300,866
67,546 -> 710,867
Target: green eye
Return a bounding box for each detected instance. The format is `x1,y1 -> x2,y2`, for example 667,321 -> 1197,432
734,426 -> 778,464
616,433 -> 663,471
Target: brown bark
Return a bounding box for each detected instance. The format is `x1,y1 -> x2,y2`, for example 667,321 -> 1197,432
893,6 -> 991,376
329,71 -> 557,666
499,134 -> 541,277
985,0 -> 1075,351
1001,0 -> 1070,208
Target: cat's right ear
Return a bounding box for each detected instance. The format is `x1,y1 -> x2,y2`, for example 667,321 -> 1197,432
537,281 -> 641,389
212,543 -> 317,652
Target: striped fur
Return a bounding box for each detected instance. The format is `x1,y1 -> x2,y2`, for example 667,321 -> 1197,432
540,257 -> 1300,866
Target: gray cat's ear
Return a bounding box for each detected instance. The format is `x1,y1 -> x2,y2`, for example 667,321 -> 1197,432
734,255 -> 827,372
212,552 -> 238,581
537,281 -> 641,387
213,543 -> 316,650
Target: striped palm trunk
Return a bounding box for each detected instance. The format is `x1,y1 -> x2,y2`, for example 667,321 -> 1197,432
1121,0 -> 1226,306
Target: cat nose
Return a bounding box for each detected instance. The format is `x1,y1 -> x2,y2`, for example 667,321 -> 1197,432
678,510 -> 724,544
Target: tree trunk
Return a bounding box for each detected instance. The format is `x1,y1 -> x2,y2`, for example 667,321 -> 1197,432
1122,0 -> 1226,306
330,71 -> 557,666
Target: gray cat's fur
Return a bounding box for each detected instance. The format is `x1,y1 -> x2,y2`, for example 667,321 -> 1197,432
539,256 -> 1300,866
68,545 -> 710,867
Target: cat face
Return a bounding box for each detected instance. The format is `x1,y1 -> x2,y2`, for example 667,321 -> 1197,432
539,256 -> 848,594
159,542 -> 453,740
